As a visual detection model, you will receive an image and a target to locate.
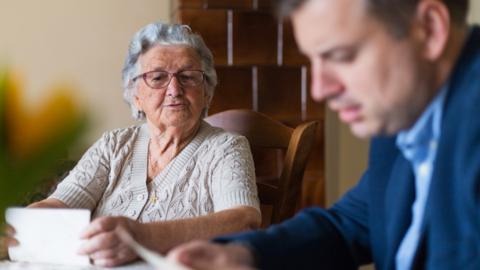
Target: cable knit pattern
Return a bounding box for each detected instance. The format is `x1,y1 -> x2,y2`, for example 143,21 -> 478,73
50,121 -> 260,222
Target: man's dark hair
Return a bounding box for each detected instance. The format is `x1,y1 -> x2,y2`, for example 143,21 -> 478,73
278,0 -> 469,37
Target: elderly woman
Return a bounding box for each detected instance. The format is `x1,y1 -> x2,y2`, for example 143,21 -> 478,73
3,22 -> 261,267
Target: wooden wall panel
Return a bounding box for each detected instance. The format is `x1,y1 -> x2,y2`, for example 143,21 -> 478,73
204,0 -> 251,9
304,69 -> 324,120
256,0 -> 274,10
210,66 -> 252,113
173,0 -> 325,208
173,0 -> 203,9
256,66 -> 302,123
233,11 -> 278,65
282,19 -> 309,66
175,9 -> 229,65
173,0 -> 273,10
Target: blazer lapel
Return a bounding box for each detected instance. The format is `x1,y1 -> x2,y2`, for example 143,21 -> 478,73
383,154 -> 416,269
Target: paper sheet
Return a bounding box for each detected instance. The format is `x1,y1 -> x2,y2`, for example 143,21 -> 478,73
116,227 -> 192,270
0,260 -> 154,270
5,207 -> 91,266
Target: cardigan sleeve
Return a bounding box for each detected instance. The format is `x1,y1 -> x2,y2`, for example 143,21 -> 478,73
210,135 -> 260,213
49,132 -> 112,209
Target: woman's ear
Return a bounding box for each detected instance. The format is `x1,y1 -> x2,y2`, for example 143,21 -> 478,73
414,0 -> 450,61
133,93 -> 142,112
203,86 -> 211,105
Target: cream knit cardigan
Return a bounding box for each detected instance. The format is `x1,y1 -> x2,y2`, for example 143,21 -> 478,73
50,121 -> 260,222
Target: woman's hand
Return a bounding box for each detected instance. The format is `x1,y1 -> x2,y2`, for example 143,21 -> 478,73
167,241 -> 257,270
0,224 -> 18,259
77,216 -> 144,267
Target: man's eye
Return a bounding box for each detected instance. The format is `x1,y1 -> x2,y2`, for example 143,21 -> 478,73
328,51 -> 355,62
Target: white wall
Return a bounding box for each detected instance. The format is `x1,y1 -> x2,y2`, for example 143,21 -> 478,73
325,110 -> 369,206
470,0 -> 480,23
0,0 -> 170,148
325,0 -> 480,206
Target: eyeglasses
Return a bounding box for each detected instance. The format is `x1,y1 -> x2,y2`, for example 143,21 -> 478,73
132,70 -> 205,89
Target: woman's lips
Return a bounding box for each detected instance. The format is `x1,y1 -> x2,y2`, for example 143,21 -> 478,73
164,103 -> 186,108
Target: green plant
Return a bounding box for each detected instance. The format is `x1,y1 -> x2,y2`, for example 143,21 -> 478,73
0,69 -> 87,220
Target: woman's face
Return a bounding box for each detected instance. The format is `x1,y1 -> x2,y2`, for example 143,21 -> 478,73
133,45 -> 208,130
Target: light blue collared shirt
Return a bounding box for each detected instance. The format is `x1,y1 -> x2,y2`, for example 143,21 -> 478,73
394,85 -> 448,270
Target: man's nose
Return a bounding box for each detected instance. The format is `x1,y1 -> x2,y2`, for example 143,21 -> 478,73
310,61 -> 343,102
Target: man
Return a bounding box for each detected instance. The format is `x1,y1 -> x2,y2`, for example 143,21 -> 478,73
167,0 -> 479,269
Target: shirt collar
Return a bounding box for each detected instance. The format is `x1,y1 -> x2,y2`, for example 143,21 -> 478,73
396,84 -> 448,160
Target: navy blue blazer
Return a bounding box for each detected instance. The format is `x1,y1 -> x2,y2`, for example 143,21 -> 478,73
218,26 -> 480,270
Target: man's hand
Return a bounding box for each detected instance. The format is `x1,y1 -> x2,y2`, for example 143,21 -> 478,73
0,224 -> 18,259
78,216 -> 143,267
167,241 -> 257,270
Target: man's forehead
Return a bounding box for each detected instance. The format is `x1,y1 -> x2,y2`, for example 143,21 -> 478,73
291,0 -> 373,52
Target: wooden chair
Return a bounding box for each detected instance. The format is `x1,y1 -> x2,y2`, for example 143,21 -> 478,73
205,109 -> 318,226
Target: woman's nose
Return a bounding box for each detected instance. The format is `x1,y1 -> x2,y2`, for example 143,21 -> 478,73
165,75 -> 183,97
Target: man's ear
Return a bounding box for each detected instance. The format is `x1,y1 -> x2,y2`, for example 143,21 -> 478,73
414,0 -> 451,61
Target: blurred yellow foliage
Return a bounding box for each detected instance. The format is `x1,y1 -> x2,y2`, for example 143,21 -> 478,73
0,69 -> 86,217
5,74 -> 83,159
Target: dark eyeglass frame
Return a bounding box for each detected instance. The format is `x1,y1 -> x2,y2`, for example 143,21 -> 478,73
131,69 -> 206,89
